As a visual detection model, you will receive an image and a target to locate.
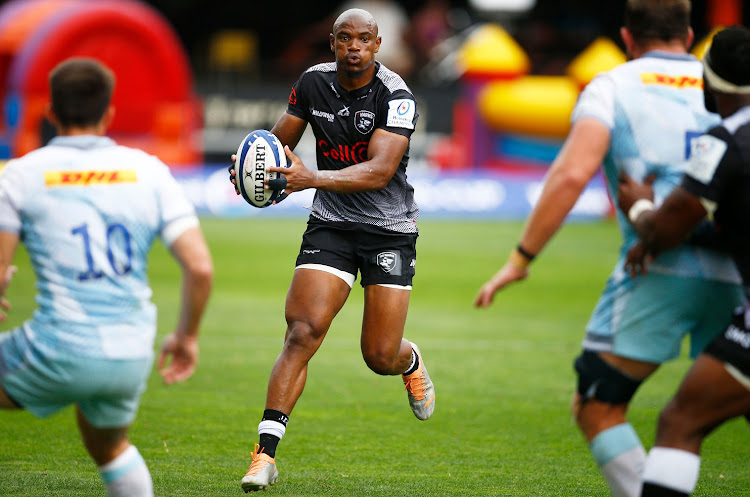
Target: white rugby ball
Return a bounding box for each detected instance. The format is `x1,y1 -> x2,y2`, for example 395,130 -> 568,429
235,129 -> 288,208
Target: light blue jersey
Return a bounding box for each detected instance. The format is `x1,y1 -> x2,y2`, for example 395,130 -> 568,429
572,52 -> 742,360
0,135 -> 198,361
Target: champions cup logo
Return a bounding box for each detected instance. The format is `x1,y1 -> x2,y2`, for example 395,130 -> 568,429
355,110 -> 375,134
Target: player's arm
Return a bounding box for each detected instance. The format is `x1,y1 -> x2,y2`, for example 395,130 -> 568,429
474,117 -> 610,308
157,226 -> 213,384
0,231 -> 19,322
270,112 -> 307,151
618,181 -> 709,275
271,127 -> 408,194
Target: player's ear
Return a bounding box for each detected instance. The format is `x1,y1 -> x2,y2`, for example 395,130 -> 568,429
330,32 -> 335,52
374,35 -> 381,54
685,27 -> 694,50
103,106 -> 115,128
43,104 -> 58,127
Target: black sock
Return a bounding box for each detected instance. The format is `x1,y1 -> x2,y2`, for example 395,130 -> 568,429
403,348 -> 419,376
258,409 -> 289,458
641,483 -> 689,497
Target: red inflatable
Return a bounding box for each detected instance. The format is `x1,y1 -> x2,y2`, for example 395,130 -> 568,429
0,0 -> 201,166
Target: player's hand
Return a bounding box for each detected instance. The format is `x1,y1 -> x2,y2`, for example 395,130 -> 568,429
157,332 -> 199,385
474,262 -> 529,308
266,145 -> 314,194
623,240 -> 653,277
617,172 -> 655,214
0,265 -> 17,322
228,154 -> 240,195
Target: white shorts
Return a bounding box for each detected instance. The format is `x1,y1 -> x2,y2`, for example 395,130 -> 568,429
0,326 -> 153,428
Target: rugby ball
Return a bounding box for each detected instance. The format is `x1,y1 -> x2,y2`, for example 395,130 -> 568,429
235,129 -> 288,208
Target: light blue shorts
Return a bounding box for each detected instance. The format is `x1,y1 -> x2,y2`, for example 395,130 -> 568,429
0,326 -> 153,428
583,271 -> 742,363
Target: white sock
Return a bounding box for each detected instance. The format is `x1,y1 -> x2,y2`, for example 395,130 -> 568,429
642,446 -> 701,494
98,445 -> 153,497
258,420 -> 286,440
590,423 -> 646,497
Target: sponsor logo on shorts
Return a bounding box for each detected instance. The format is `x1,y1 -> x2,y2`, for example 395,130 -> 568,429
725,324 -> 750,348
355,110 -> 375,134
45,170 -> 137,186
302,249 -> 320,254
377,251 -> 398,273
410,259 -> 416,267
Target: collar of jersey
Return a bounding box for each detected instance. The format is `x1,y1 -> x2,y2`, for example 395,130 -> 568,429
642,50 -> 697,62
49,135 -> 116,150
331,61 -> 379,100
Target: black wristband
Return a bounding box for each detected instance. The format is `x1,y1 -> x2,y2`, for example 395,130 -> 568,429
516,244 -> 536,262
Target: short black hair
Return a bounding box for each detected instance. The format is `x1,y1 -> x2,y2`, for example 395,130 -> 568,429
49,58 -> 114,128
708,26 -> 750,87
624,0 -> 691,44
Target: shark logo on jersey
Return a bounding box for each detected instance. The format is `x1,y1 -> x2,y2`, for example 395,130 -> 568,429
377,251 -> 401,274
355,110 -> 375,134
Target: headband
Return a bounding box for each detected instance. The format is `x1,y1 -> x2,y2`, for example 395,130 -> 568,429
703,53 -> 750,94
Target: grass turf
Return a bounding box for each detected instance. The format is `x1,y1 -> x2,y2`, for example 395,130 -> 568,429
1,218 -> 748,496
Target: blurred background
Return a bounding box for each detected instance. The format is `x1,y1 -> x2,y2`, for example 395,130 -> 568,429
0,0 -> 744,218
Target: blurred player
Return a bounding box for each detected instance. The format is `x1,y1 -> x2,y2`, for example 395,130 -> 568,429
473,2 -> 741,496
618,26 -> 750,497
0,58 -> 213,497
229,8 -> 434,493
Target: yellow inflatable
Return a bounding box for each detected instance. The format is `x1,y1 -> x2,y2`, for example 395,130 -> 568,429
478,76 -> 580,138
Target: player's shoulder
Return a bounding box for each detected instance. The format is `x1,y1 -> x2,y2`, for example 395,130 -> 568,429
374,62 -> 414,97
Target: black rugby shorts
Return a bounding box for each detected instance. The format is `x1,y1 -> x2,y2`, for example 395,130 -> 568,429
704,306 -> 750,379
295,218 -> 417,287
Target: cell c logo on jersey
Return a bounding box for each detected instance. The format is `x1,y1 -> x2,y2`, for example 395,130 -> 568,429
318,139 -> 369,164
377,251 -> 397,273
354,110 -> 375,134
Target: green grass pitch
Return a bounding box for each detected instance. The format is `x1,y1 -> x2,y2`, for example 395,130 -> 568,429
1,218 -> 748,496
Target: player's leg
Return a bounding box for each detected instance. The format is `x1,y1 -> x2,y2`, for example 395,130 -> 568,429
76,408 -> 153,497
642,325 -> 750,496
361,284 -> 412,375
361,284 -> 435,420
573,351 -> 658,497
573,273 -> 737,497
242,267 -> 351,493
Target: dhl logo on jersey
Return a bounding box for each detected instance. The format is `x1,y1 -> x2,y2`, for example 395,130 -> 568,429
45,170 -> 137,186
640,73 -> 703,89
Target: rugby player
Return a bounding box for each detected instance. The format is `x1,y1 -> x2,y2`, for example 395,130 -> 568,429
228,8 -> 435,493
0,58 -> 213,497
473,2 -> 741,496
617,25 -> 750,497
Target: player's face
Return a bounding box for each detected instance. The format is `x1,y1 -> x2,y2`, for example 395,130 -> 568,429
330,18 -> 380,77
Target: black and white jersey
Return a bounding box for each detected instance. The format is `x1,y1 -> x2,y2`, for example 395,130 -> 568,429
682,105 -> 750,294
286,61 -> 419,234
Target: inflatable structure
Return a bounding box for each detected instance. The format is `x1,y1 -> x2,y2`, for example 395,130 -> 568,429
0,0 -> 201,165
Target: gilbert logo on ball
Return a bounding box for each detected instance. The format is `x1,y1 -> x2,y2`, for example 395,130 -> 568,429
235,129 -> 288,208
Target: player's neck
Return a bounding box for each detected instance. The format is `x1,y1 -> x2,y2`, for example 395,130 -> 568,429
337,66 -> 375,92
632,39 -> 688,59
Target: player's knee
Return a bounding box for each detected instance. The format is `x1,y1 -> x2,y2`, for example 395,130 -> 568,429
656,397 -> 706,446
362,351 -> 394,375
284,320 -> 326,352
574,351 -> 643,406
